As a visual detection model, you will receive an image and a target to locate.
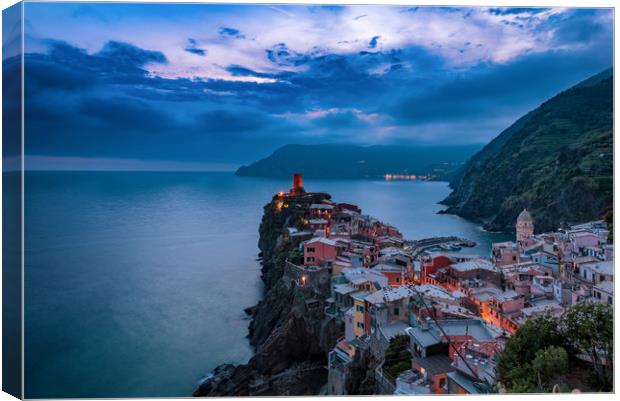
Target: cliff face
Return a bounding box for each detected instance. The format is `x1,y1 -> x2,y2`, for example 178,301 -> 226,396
193,194 -> 343,396
442,69 -> 613,233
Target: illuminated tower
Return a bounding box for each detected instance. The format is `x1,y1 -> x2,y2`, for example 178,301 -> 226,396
516,209 -> 534,243
289,173 -> 305,196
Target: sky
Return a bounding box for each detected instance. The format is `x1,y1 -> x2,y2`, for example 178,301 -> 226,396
17,4 -> 614,170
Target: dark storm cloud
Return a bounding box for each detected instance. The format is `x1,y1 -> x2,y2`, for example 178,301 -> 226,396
96,40 -> 168,67
226,65 -> 281,79
196,109 -> 270,134
219,27 -> 246,39
184,38 -> 207,56
551,11 -> 607,46
386,46 -> 613,126
311,110 -> 371,129
488,8 -> 551,16
369,36 -> 380,49
26,39 -> 168,94
77,97 -> 179,132
265,43 -> 313,67
22,6 -> 613,164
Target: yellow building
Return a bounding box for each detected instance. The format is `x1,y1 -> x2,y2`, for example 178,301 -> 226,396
351,291 -> 370,338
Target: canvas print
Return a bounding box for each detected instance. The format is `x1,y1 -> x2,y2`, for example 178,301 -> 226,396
1,2 -> 615,398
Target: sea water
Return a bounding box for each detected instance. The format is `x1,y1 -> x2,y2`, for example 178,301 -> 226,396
24,171 -> 510,398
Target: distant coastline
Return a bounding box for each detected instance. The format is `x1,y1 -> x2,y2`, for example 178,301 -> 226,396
235,143 -> 481,181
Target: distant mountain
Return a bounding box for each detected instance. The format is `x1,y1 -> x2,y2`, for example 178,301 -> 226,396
236,144 -> 482,180
442,68 -> 613,232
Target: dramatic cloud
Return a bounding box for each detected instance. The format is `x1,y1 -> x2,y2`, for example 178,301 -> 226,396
219,27 -> 246,39
21,4 -> 613,169
184,38 -> 207,56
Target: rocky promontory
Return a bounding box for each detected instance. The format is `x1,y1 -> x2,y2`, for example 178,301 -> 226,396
193,192 -> 344,396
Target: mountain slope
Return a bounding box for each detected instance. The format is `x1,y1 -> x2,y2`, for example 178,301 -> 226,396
236,144 -> 481,180
442,69 -> 613,233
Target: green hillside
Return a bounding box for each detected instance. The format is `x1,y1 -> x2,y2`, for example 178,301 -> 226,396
442,69 -> 613,232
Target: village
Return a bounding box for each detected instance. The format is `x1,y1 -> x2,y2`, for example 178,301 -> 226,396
271,174 -> 614,395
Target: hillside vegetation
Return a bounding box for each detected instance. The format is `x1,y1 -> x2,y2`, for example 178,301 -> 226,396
442,69 -> 613,232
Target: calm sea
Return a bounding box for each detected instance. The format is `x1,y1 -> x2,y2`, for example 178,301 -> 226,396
24,171 -> 510,398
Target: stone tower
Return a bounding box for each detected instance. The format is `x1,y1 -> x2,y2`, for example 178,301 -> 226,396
516,209 -> 534,243
289,173 -> 305,196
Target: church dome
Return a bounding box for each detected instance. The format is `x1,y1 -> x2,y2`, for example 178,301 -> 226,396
517,209 -> 533,223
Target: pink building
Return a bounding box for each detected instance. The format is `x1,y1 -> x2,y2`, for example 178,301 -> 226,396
491,242 -> 520,266
304,237 -> 339,266
570,231 -> 605,251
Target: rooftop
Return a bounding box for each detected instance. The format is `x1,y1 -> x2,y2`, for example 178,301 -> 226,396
372,262 -> 404,273
581,260 -> 614,275
342,267 -> 389,287
492,241 -> 518,248
307,237 -> 338,246
379,320 -> 409,341
408,319 -> 497,348
412,354 -> 456,376
414,284 -> 457,302
334,283 -> 356,295
365,286 -> 415,305
521,300 -> 564,317
594,281 -> 614,294
451,259 -> 498,273
517,209 -> 533,223
350,291 -> 371,302
310,203 -> 334,210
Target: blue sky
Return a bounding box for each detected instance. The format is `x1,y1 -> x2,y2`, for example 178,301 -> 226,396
20,4 -> 613,170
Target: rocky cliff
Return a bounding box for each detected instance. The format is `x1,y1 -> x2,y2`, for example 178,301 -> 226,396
193,193 -> 343,396
441,69 -> 613,233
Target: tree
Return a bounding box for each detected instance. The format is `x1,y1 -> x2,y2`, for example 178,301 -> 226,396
532,346 -> 568,390
604,211 -> 613,243
560,302 -> 613,389
383,335 -> 411,381
497,313 -> 565,392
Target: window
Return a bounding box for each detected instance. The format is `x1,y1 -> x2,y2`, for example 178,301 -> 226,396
393,307 -> 400,316
396,277 -> 401,283
306,257 -> 315,262
512,256 -> 517,261
601,275 -> 606,282
307,247 -> 315,253
439,378 -> 446,388
357,322 -> 365,329
356,305 -> 364,313
608,296 -> 613,304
